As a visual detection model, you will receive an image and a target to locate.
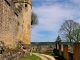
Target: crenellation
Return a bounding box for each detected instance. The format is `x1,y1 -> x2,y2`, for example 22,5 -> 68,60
13,0 -> 29,3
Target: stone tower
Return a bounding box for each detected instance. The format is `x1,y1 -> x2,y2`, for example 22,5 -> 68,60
13,0 -> 32,44
0,0 -> 32,48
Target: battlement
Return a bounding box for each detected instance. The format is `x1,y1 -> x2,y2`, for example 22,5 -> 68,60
4,0 -> 32,16
13,0 -> 28,3
4,0 -> 32,6
13,0 -> 31,5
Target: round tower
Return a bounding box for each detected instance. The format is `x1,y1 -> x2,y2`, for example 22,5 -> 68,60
22,0 -> 32,44
13,0 -> 32,44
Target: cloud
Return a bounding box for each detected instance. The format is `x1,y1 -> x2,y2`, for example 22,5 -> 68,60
33,0 -> 56,2
32,0 -> 57,6
31,1 -> 80,42
71,0 -> 80,3
70,0 -> 80,8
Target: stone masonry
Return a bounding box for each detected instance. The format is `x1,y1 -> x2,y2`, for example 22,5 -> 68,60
0,0 -> 32,49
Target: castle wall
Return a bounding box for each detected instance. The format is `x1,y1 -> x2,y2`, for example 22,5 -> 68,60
0,0 -> 31,48
15,1 -> 31,44
0,0 -> 17,48
22,2 -> 31,44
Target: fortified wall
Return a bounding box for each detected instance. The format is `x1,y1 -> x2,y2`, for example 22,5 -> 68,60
0,0 -> 32,49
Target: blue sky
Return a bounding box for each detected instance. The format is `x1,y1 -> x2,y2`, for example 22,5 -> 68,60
31,0 -> 80,42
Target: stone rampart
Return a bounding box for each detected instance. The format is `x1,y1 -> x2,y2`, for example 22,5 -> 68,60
0,0 -> 31,48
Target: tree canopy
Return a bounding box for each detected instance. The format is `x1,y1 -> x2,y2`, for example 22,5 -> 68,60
31,12 -> 38,26
69,27 -> 80,42
59,20 -> 80,46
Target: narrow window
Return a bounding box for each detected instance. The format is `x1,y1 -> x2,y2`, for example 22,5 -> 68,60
25,4 -> 27,7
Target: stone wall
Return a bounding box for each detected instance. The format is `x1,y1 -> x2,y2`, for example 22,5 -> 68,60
0,48 -> 31,60
31,46 -> 37,51
0,51 -> 24,60
0,41 -> 32,60
55,43 -> 80,60
0,0 -> 31,49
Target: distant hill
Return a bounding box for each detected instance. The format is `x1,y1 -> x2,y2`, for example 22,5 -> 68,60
31,42 -> 69,46
31,42 -> 56,46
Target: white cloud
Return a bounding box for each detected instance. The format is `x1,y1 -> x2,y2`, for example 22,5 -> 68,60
71,0 -> 80,3
31,2 -> 80,42
33,0 -> 56,2
75,19 -> 80,23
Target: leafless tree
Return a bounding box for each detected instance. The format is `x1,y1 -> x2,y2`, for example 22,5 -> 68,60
59,20 -> 80,46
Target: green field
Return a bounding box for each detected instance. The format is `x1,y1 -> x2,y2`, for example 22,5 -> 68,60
19,54 -> 42,60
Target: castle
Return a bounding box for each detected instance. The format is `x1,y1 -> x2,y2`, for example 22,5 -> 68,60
0,0 -> 32,49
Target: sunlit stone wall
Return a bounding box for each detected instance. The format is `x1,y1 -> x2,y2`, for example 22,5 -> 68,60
0,0 -> 31,48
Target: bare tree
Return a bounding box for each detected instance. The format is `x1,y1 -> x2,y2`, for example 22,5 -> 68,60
59,20 -> 80,46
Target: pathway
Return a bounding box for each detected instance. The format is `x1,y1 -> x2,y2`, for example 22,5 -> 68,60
33,53 -> 56,60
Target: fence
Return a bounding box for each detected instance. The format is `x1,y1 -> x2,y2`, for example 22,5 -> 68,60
55,43 -> 80,60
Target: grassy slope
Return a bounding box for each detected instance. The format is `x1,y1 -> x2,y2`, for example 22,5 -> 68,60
19,54 -> 42,60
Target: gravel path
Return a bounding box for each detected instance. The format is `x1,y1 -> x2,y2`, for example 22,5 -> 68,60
33,53 -> 48,60
41,54 -> 56,60
33,53 -> 56,60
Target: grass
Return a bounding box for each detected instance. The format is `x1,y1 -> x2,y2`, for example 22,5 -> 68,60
32,50 -> 41,53
19,54 -> 42,60
32,50 -> 65,60
32,51 -> 53,60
